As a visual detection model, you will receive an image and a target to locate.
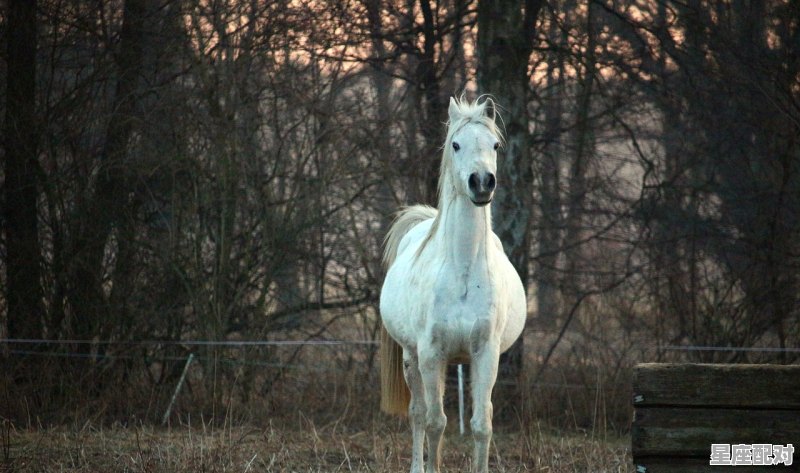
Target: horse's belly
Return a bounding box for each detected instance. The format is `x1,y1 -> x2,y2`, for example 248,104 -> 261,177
379,249 -> 433,350
498,265 -> 526,353
380,279 -> 421,350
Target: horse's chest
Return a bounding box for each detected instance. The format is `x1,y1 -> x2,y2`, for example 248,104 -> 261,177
432,279 -> 494,316
428,274 -> 499,346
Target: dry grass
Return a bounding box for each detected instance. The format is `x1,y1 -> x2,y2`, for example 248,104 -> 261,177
0,336 -> 637,472
1,416 -> 632,473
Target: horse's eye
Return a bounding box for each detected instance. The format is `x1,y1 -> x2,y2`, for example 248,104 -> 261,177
493,142 -> 500,150
452,142 -> 460,152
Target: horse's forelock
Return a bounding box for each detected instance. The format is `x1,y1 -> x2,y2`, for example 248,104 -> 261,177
445,97 -> 503,145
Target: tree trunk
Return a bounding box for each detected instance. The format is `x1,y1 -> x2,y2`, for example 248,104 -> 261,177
418,0 -> 446,205
477,0 -> 544,376
535,10 -> 566,331
67,0 -> 145,348
561,0 -> 596,321
5,0 -> 43,342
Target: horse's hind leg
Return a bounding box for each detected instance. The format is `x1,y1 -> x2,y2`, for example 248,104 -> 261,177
470,341 -> 500,473
418,351 -> 446,473
403,350 -> 425,473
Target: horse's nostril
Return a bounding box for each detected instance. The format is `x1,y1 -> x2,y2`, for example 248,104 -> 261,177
485,173 -> 496,191
468,173 -> 480,191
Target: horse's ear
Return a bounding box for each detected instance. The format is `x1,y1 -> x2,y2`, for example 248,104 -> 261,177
448,97 -> 460,123
484,97 -> 497,122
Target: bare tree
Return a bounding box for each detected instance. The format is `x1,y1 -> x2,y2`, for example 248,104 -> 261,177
5,0 -> 43,344
476,0 -> 545,376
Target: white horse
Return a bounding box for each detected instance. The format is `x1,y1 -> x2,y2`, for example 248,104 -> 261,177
379,96 -> 526,473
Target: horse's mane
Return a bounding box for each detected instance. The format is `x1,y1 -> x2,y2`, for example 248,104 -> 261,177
415,96 -> 504,258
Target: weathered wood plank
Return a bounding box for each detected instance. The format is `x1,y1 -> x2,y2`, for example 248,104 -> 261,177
633,363 -> 800,408
633,457 -> 800,473
632,406 -> 800,457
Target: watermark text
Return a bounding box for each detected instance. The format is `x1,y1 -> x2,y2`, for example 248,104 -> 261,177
710,443 -> 794,466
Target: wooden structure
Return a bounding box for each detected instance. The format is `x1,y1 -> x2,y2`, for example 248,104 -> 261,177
632,363 -> 800,472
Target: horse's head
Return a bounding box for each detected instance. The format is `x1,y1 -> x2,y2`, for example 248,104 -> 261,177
444,96 -> 503,207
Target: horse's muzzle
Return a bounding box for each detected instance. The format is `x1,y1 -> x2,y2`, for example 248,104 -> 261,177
468,172 -> 495,206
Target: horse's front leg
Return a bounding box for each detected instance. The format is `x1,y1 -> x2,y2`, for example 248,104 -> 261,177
469,329 -> 501,473
418,349 -> 446,473
403,350 -> 426,473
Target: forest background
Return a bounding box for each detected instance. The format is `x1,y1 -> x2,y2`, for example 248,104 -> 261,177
2,0 -> 799,433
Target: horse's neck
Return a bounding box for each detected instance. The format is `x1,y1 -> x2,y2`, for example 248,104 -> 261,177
437,192 -> 492,269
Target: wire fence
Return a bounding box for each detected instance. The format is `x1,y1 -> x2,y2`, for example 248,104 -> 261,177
4,337 -> 799,353
1,338 -> 378,372
661,345 -> 800,354
0,338 -> 378,347
4,337 -> 799,382
4,338 -> 798,428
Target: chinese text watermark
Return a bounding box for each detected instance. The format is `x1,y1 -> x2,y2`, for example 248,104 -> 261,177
710,443 -> 794,466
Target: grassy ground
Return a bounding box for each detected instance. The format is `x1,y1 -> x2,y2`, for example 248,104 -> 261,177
2,417 -> 632,473
1,344 -> 635,472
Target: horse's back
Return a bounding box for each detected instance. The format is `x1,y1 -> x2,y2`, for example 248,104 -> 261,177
394,217 -> 434,265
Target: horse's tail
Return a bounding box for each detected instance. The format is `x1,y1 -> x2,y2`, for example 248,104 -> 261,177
382,205 -> 437,269
380,205 -> 436,416
379,325 -> 410,415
